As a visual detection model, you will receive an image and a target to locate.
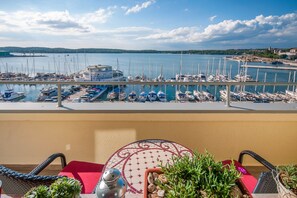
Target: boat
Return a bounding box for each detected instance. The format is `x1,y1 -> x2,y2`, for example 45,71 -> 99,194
234,74 -> 255,82
193,90 -> 203,101
37,86 -> 57,101
107,90 -> 118,100
157,91 -> 167,102
138,91 -> 148,102
128,91 -> 137,102
185,91 -> 195,101
119,92 -> 127,101
176,90 -> 187,102
1,89 -> 25,101
202,91 -> 214,101
148,90 -> 157,102
74,64 -> 125,82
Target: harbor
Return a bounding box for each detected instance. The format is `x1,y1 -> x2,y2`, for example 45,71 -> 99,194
1,53 -> 297,104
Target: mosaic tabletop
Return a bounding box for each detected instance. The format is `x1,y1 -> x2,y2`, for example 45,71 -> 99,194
102,139 -> 192,197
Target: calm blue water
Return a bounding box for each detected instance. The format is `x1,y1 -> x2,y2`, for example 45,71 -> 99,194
0,53 -> 295,102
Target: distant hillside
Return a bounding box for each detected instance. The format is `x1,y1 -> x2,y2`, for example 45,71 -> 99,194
0,46 -> 278,55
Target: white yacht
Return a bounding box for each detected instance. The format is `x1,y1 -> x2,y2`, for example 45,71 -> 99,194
185,91 -> 195,101
194,90 -> 207,101
128,91 -> 137,102
202,91 -> 214,101
37,87 -> 57,101
148,90 -> 157,102
119,92 -> 127,101
1,89 -> 25,101
157,91 -> 167,102
107,90 -> 118,100
176,90 -> 187,102
138,91 -> 148,102
74,65 -> 125,82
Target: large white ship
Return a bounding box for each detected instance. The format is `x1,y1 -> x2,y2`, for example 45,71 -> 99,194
74,65 -> 125,82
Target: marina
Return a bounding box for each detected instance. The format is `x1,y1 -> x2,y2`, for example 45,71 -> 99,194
1,53 -> 297,104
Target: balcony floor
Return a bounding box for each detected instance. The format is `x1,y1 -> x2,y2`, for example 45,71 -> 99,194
0,101 -> 297,113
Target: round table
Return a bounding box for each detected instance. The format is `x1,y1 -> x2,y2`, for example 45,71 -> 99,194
102,139 -> 192,197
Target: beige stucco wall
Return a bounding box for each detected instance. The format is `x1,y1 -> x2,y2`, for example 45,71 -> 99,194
0,113 -> 296,166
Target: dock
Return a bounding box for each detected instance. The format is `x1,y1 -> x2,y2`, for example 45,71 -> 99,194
90,86 -> 108,102
241,65 -> 297,71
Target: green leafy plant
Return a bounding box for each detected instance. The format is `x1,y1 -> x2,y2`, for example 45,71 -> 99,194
278,165 -> 297,195
24,185 -> 51,198
24,178 -> 82,198
157,151 -> 241,198
50,177 -> 82,198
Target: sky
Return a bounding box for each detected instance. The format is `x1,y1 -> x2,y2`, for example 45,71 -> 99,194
0,0 -> 297,50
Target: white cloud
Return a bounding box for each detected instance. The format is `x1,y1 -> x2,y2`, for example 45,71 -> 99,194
209,15 -> 217,22
125,0 -> 155,15
137,13 -> 297,47
137,27 -> 197,42
81,6 -> 116,24
0,7 -> 116,35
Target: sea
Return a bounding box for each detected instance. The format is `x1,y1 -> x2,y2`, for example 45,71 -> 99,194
0,53 -> 295,102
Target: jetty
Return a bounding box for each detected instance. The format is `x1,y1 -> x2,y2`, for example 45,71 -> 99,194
90,86 -> 108,102
241,65 -> 297,71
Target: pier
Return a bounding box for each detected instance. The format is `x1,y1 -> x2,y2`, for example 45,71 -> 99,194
241,65 -> 297,70
90,86 -> 108,102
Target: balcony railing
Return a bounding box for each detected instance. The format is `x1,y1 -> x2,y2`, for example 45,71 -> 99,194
1,81 -> 297,110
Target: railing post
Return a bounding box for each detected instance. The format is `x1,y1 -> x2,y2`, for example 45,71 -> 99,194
226,84 -> 231,107
57,83 -> 62,107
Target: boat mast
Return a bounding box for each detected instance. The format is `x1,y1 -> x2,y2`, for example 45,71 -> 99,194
263,72 -> 267,93
273,73 -> 277,93
255,68 -> 259,92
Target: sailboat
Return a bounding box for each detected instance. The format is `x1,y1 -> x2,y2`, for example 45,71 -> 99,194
128,91 -> 137,102
185,90 -> 195,101
176,90 -> 187,102
148,90 -> 157,102
127,59 -> 134,81
138,91 -> 148,102
157,90 -> 166,102
107,87 -> 119,100
119,91 -> 127,101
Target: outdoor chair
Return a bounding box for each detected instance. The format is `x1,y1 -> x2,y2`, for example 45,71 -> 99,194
222,150 -> 278,195
58,160 -> 104,194
0,153 -> 105,195
0,153 -> 66,195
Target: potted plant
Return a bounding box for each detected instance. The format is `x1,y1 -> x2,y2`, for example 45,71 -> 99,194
277,165 -> 297,197
24,185 -> 51,198
50,177 -> 82,198
24,177 -> 82,198
144,151 -> 250,198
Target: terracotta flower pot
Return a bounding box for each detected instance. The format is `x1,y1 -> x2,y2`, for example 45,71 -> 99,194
144,168 -> 163,198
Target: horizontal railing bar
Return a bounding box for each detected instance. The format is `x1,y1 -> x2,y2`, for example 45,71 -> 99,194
0,81 -> 297,86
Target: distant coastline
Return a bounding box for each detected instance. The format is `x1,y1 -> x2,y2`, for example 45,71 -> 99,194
0,46 -> 270,55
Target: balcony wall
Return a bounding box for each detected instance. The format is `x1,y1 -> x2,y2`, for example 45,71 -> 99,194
0,113 -> 296,166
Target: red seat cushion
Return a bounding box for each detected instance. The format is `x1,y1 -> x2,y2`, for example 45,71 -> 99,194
222,160 -> 257,194
59,160 -> 104,194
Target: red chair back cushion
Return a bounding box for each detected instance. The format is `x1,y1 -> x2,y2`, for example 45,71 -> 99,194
222,160 -> 257,194
59,160 -> 104,194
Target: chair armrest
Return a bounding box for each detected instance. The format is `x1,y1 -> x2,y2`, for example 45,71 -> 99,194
29,153 -> 67,175
238,150 -> 276,171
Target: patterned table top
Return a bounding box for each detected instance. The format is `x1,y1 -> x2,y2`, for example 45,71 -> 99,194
102,139 -> 192,197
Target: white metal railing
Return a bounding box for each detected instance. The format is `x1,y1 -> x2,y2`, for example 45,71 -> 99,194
0,81 -> 297,108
